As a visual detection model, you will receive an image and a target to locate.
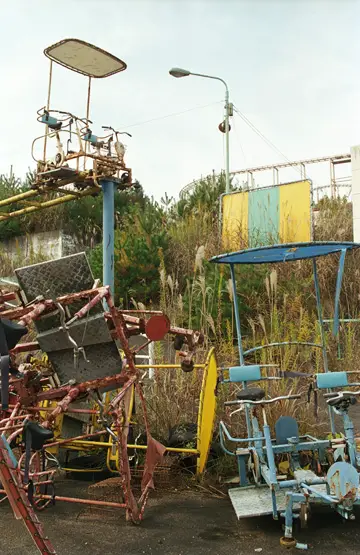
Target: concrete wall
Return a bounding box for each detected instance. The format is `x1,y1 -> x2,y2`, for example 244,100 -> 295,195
0,230 -> 78,266
351,145 -> 360,241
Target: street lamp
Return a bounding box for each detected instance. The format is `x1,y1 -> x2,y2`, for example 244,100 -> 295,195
169,67 -> 231,193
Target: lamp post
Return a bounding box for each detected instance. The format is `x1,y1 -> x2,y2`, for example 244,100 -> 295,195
169,67 -> 231,193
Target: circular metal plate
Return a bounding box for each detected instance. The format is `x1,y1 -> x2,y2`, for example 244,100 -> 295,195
145,315 -> 170,341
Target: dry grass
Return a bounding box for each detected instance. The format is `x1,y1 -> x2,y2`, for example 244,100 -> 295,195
142,197 -> 360,449
3,194 -> 358,468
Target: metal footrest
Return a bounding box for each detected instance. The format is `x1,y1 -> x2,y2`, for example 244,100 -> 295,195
38,167 -> 79,179
229,486 -> 288,519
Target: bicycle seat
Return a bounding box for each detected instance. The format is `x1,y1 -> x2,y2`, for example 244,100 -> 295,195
236,387 -> 265,402
23,421 -> 54,451
327,393 -> 357,409
1,319 -> 28,351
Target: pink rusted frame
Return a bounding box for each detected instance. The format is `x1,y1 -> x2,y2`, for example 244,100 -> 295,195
0,286 -> 202,531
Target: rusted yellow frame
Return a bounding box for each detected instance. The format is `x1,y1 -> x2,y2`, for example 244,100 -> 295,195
0,183 -> 100,222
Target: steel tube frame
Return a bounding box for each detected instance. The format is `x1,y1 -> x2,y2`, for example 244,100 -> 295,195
230,264 -> 251,437
313,259 -> 335,434
101,178 -> 115,295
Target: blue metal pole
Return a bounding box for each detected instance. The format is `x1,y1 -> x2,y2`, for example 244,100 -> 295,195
230,264 -> 245,364
313,259 -> 335,434
230,264 -> 252,438
343,412 -> 357,467
332,248 -> 346,337
101,179 -> 115,296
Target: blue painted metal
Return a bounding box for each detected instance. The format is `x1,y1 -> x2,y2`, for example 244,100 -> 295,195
83,131 -> 98,145
216,241 -> 360,535
279,477 -> 326,489
248,186 -> 279,247
263,423 -> 278,490
333,249 -> 347,337
228,365 -> 261,382
229,264 -> 252,438
1,434 -> 18,468
101,179 -> 115,296
324,318 -> 360,323
272,439 -> 330,454
284,492 -> 294,538
313,260 -> 329,374
252,415 -> 265,457
243,341 -> 322,356
219,421 -> 264,445
237,453 -> 249,486
230,265 -> 245,365
210,242 -> 360,266
316,371 -> 348,389
219,421 -> 329,453
270,488 -> 278,519
41,114 -> 59,127
313,258 -> 335,435
342,413 -> 357,467
218,427 -> 236,456
275,416 -> 299,445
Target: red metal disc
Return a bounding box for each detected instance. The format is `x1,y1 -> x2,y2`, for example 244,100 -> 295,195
145,315 -> 171,341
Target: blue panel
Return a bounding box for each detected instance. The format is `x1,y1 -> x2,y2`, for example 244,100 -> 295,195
1,434 -> 17,468
316,372 -> 348,389
41,114 -> 59,127
332,249 -> 346,337
210,242 -> 360,265
229,365 -> 261,383
248,187 -> 279,247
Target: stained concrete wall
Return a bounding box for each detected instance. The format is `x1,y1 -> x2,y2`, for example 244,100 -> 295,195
0,231 -> 79,276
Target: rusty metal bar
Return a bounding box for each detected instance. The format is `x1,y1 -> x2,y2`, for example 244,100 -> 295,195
45,430 -> 106,449
35,494 -> 126,509
10,342 -> 40,354
0,489 -> 126,509
0,187 -> 99,221
69,439 -> 199,454
10,406 -> 99,415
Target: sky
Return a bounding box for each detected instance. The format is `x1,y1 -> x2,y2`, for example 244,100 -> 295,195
1,0 -> 360,200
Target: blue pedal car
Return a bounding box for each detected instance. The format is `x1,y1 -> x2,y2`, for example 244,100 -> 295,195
212,242 -> 360,548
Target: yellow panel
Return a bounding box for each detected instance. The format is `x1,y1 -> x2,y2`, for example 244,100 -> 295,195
279,180 -> 311,242
222,192 -> 248,250
39,397 -> 63,455
196,348 -> 218,474
106,384 -> 135,469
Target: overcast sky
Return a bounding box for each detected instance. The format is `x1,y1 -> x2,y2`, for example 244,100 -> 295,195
1,0 -> 359,199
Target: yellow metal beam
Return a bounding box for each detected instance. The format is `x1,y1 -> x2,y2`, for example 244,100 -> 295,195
0,171 -> 94,209
60,438 -> 199,455
0,189 -> 39,207
136,364 -> 204,369
0,187 -> 99,221
17,200 -> 43,207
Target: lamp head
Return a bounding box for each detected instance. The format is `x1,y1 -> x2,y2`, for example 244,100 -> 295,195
169,67 -> 191,78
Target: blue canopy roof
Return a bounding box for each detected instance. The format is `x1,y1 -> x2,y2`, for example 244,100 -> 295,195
210,242 -> 360,265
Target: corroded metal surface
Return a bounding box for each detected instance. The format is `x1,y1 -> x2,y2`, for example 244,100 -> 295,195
15,254 -> 121,384
229,486 -> 292,519
327,462 -> 359,504
16,253 -> 94,301
37,314 -> 114,351
48,343 -> 122,384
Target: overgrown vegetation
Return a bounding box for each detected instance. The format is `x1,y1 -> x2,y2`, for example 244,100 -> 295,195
0,171 -> 359,446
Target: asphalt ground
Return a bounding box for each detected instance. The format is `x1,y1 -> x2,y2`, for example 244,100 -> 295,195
1,479 -> 360,555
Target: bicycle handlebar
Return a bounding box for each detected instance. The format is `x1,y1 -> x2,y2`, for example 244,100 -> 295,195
324,390 -> 360,401
224,393 -> 302,407
37,106 -> 93,125
102,126 -> 132,138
